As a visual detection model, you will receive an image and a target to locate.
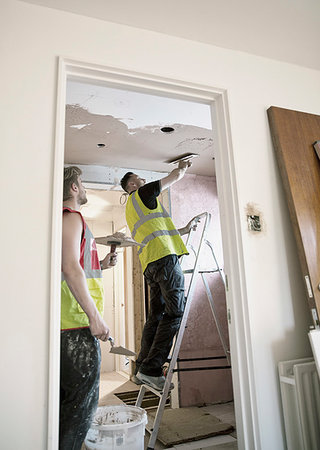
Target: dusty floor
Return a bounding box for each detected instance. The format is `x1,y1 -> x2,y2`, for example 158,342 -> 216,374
88,371 -> 238,450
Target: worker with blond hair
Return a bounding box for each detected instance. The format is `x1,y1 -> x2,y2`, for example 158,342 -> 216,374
60,166 -> 117,450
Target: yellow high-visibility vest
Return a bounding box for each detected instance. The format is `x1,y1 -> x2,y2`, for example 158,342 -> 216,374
126,190 -> 188,272
61,207 -> 104,330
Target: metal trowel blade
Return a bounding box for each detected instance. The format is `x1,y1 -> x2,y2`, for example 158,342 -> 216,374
108,336 -> 136,356
109,345 -> 136,357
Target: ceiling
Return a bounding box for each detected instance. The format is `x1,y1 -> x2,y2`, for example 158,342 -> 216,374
23,0 -> 320,70
65,80 -> 214,178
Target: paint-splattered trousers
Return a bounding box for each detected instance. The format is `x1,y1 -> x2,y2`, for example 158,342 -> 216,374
136,254 -> 186,377
59,328 -> 101,450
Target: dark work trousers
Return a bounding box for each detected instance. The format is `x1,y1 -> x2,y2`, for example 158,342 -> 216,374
59,328 -> 101,450
136,254 -> 186,377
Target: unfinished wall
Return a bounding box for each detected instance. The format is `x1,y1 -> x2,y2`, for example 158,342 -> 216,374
2,1 -> 320,448
170,174 -> 233,406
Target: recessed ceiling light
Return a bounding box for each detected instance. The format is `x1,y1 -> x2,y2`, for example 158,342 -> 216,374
97,143 -> 106,148
160,126 -> 175,133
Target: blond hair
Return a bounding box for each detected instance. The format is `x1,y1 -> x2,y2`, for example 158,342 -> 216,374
63,166 -> 82,201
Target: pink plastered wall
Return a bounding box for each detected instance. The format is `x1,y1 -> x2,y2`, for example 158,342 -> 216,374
170,173 -> 233,406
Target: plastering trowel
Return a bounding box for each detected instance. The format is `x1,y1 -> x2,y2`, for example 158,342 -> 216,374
108,336 -> 136,357
166,152 -> 199,164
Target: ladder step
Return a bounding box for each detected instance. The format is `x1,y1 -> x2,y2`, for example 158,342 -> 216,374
115,390 -> 170,409
139,383 -> 167,398
177,356 -> 228,362
183,268 -> 222,274
174,365 -> 231,372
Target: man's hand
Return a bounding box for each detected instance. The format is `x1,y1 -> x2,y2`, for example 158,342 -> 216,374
160,159 -> 192,191
185,216 -> 200,233
89,313 -> 110,341
178,216 -> 200,236
100,251 -> 118,269
178,160 -> 192,170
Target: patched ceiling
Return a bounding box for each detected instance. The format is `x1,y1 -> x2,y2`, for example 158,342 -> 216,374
65,81 -> 215,177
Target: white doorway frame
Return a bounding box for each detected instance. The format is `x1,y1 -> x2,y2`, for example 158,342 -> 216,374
49,57 -> 260,450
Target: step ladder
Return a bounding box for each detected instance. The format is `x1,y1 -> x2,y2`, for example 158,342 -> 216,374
135,211 -> 231,449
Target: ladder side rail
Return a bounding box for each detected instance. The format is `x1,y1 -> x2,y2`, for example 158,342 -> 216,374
201,272 -> 231,365
170,212 -> 211,367
179,212 -> 210,269
146,212 -> 211,449
146,382 -> 172,449
204,238 -> 226,286
159,212 -> 211,391
135,385 -> 147,407
184,214 -> 212,300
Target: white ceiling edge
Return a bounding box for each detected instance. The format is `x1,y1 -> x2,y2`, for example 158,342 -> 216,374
21,0 -> 320,71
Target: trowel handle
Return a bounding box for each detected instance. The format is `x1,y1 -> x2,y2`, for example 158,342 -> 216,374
110,245 -> 117,263
108,336 -> 115,347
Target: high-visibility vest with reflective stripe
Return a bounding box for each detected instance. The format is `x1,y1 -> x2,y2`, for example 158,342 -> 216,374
61,207 -> 104,330
126,190 -> 188,272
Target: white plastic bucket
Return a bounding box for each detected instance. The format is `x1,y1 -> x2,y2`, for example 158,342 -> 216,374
85,405 -> 148,450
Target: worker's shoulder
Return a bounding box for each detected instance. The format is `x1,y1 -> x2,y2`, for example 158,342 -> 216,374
63,209 -> 83,227
139,180 -> 160,196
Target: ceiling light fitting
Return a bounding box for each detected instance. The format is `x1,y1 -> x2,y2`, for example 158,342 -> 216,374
160,126 -> 175,133
97,143 -> 106,148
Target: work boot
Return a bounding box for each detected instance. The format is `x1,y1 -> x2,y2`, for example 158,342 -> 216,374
131,374 -> 142,385
136,372 -> 174,391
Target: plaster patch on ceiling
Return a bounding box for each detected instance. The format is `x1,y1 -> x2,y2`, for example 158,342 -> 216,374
65,101 -> 215,176
66,80 -> 212,129
66,104 -> 130,138
175,137 -> 213,153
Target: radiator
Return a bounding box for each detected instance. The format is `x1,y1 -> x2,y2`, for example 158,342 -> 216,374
279,358 -> 320,450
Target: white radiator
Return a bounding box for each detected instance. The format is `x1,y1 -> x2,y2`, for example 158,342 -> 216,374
279,358 -> 320,450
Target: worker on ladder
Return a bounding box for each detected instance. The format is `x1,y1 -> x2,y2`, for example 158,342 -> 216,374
120,160 -> 198,391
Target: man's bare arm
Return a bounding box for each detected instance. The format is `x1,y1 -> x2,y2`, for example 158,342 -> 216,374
62,212 -> 110,341
160,160 -> 191,191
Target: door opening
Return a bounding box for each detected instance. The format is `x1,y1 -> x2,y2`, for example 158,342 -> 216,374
49,58 -> 257,450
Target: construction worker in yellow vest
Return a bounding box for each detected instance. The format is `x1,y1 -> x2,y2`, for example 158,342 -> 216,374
120,160 -> 198,391
60,166 -> 117,450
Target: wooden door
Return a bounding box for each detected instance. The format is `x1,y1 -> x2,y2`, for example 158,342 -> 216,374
268,106 -> 320,326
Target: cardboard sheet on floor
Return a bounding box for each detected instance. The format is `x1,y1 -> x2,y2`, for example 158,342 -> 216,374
147,407 -> 234,446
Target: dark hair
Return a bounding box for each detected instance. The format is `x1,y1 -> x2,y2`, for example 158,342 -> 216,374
120,172 -> 134,193
63,166 -> 82,201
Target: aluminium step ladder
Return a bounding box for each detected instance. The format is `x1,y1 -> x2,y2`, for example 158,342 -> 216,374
135,211 -> 231,449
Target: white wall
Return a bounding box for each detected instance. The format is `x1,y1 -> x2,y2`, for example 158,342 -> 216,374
1,1 -> 319,449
